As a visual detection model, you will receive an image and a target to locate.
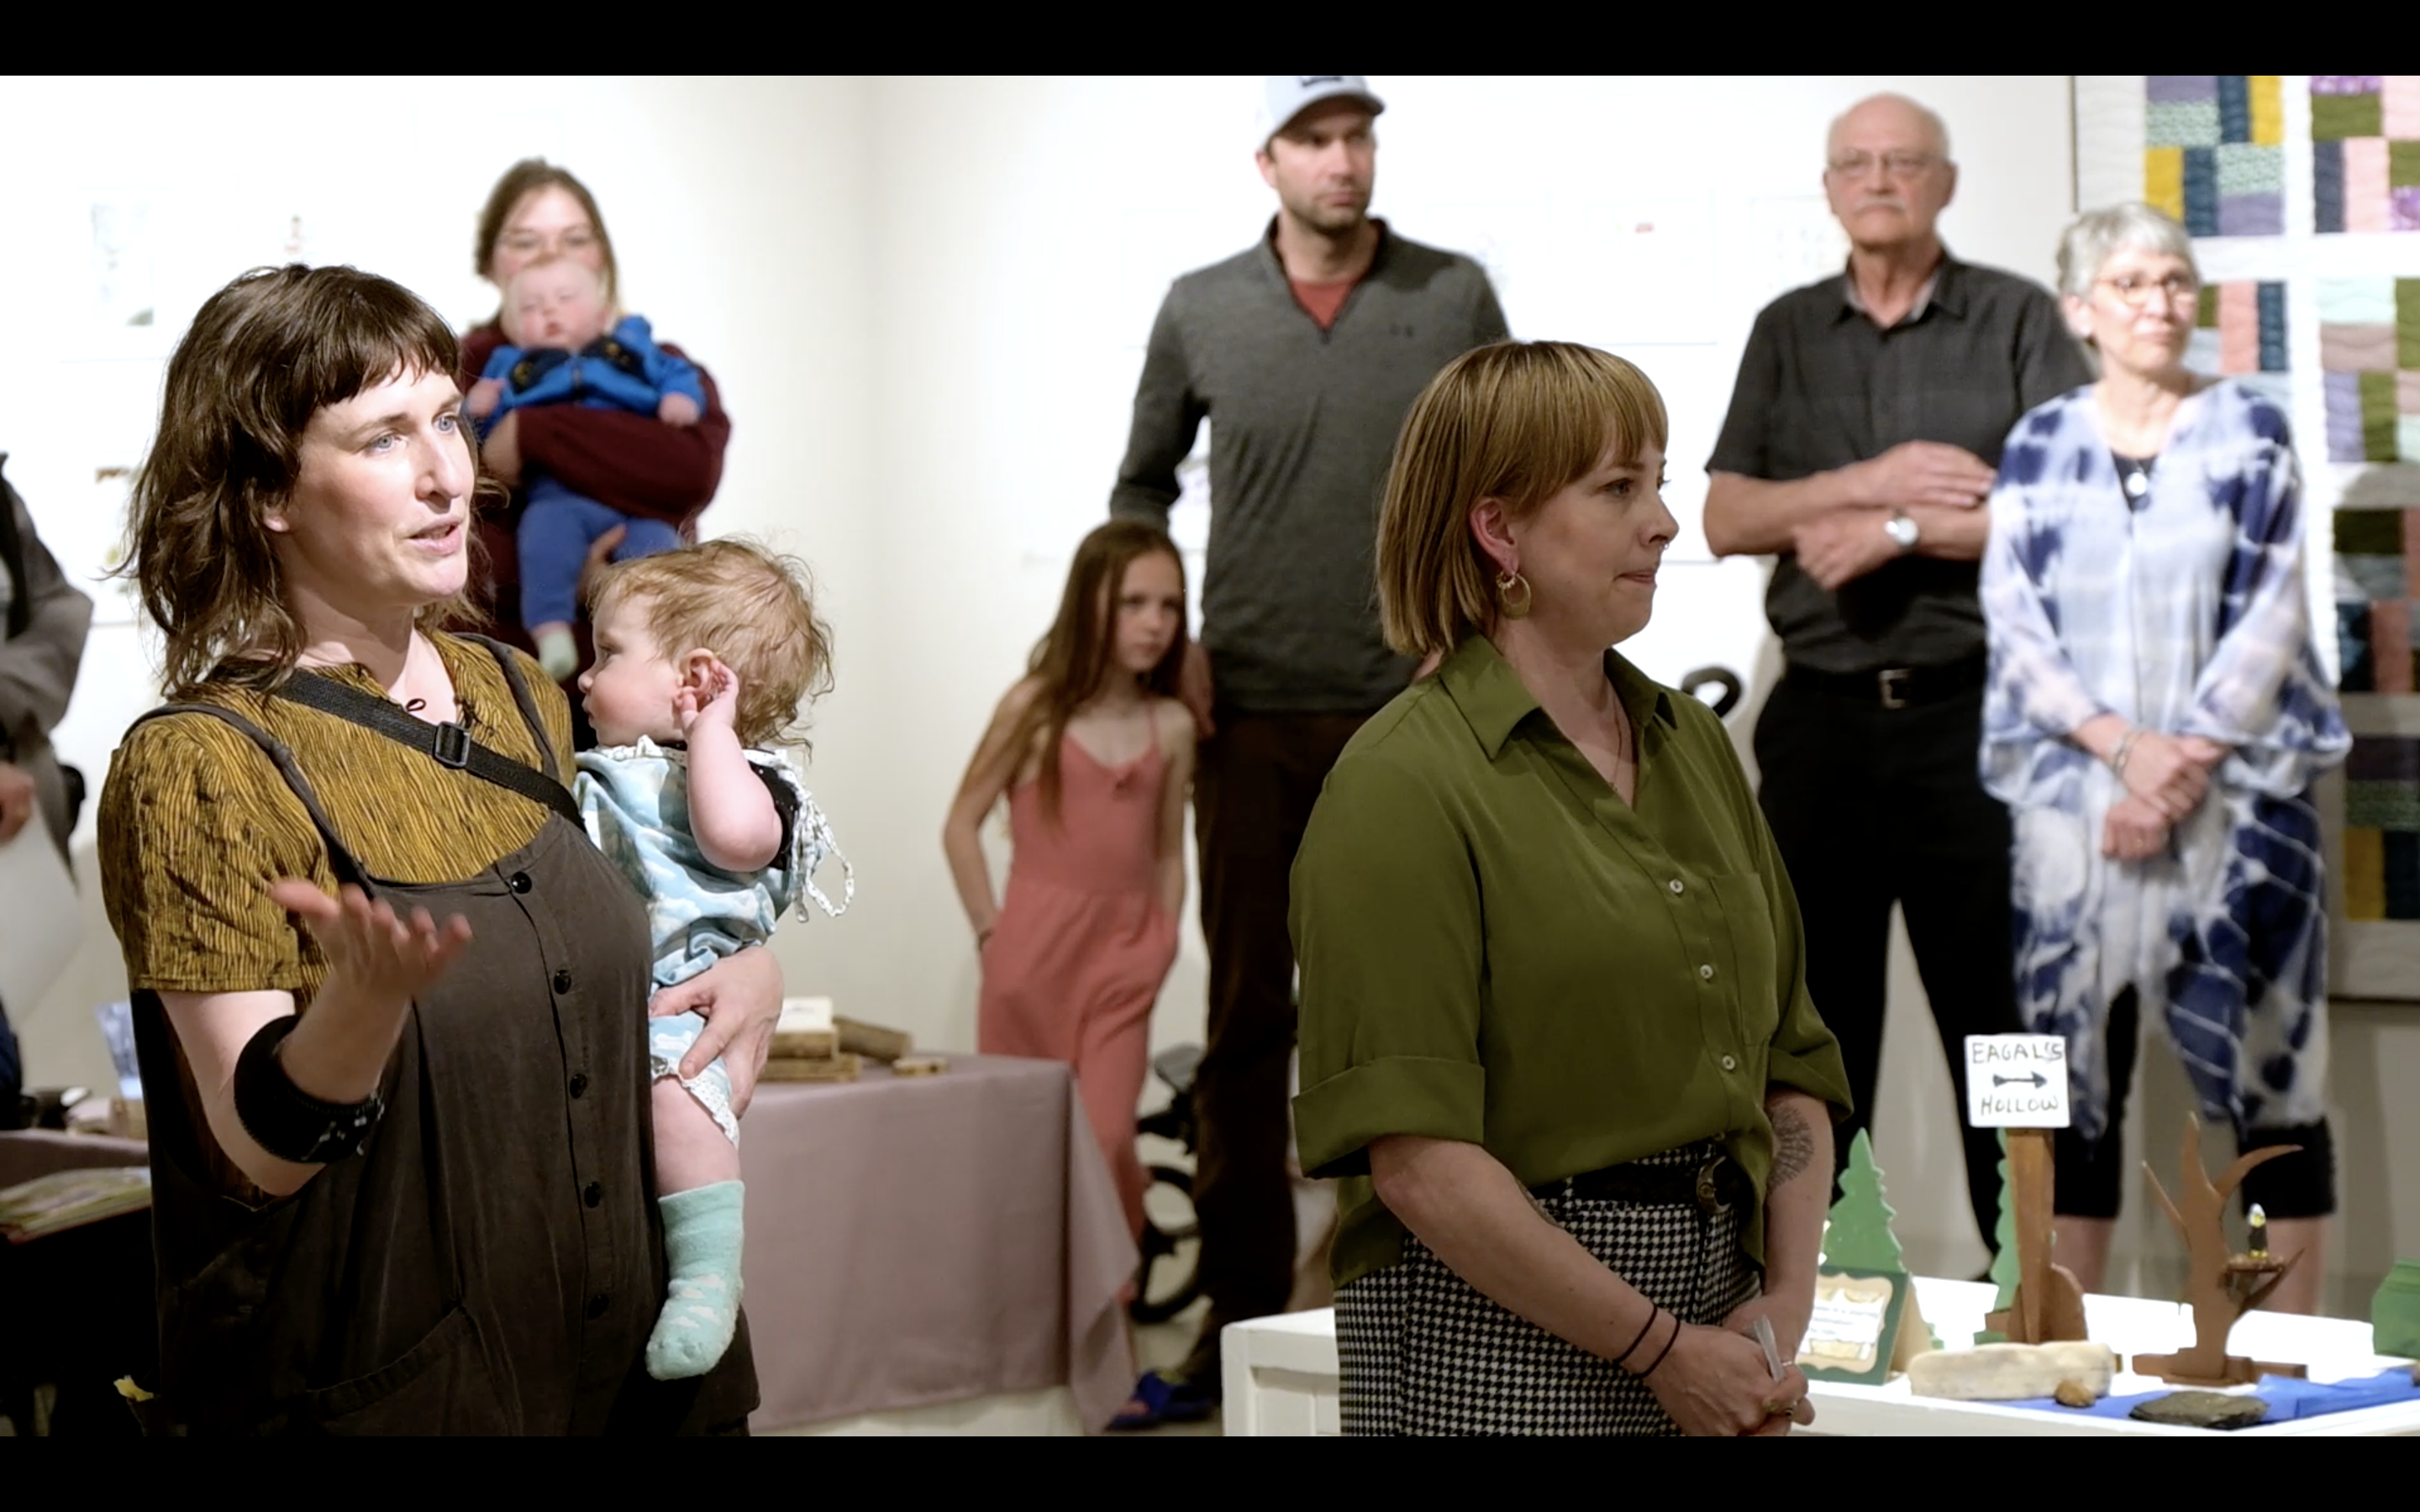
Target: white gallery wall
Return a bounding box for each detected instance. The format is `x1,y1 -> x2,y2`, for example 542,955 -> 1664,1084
4,76 -> 2412,1313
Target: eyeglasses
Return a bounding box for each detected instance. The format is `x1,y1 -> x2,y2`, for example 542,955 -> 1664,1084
1826,150 -> 1939,181
2096,272 -> 2198,307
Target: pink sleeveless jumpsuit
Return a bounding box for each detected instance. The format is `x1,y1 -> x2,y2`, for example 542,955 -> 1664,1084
979,720 -> 1180,1241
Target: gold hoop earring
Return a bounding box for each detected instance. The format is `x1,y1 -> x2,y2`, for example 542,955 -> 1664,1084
1496,568 -> 1533,621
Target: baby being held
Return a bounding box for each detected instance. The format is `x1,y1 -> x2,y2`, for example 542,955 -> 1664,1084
470,255 -> 708,683
574,538 -> 851,1380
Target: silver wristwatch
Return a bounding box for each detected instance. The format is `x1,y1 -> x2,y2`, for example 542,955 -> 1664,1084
1883,512 -> 1919,554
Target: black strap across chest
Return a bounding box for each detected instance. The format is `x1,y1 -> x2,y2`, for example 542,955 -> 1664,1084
272,641 -> 581,828
129,636 -> 582,895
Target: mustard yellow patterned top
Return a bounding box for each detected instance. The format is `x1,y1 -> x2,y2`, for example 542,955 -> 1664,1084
100,633 -> 574,1001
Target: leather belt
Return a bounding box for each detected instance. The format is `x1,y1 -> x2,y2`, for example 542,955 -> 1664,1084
1532,1148 -> 1747,1214
1786,651 -> 1986,711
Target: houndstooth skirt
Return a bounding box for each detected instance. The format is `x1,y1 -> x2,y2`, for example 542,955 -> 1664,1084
1334,1144 -> 1759,1436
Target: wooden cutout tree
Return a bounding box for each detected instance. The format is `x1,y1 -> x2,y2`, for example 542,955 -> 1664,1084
2131,1112 -> 2308,1386
1824,1130 -> 1905,1271
1823,1130 -> 1935,1365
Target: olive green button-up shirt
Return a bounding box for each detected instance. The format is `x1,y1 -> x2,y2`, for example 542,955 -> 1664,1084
1292,634 -> 1852,1288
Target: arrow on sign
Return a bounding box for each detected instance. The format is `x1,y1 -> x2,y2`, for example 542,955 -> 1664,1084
1994,1073 -> 2048,1089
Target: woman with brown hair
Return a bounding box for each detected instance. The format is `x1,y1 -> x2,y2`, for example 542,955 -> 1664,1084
465,160 -> 732,705
1291,340 -> 1849,1436
99,263 -> 781,1434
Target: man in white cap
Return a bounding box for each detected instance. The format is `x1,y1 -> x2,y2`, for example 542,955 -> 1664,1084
1109,75 -> 1507,1420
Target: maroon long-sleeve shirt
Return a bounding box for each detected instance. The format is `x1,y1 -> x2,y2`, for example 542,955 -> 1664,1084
460,321 -> 734,659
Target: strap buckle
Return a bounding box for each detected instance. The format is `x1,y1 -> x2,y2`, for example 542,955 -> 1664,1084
432,722 -> 472,769
1876,667 -> 1912,711
1695,1156 -> 1728,1214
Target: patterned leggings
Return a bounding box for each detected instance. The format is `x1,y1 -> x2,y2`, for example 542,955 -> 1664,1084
1334,1145 -> 1759,1436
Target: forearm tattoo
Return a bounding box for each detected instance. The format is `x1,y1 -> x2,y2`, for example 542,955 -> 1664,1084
1769,1104 -> 1817,1187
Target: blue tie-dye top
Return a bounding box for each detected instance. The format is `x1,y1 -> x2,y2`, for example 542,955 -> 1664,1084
1980,381 -> 2348,1140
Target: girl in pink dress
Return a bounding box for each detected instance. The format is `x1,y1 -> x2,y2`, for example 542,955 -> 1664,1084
944,522 -> 1196,1242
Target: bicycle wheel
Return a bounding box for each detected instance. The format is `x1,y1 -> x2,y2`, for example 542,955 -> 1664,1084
1128,1163 -> 1201,1324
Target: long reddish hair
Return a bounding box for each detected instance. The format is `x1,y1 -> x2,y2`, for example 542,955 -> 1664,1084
1006,521 -> 1186,822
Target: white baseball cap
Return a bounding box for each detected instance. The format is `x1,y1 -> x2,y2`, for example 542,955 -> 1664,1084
1256,75 -> 1386,150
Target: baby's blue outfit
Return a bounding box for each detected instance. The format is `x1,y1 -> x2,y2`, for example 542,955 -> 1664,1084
476,313 -> 706,432
576,738 -> 852,1142
479,314 -> 708,633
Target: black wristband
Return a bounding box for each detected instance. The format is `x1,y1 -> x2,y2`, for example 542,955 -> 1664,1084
1635,1311 -> 1682,1379
232,1016 -> 386,1163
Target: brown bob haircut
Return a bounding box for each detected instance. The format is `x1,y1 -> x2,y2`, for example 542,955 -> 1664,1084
1376,340 -> 1669,659
475,158 -> 620,310
590,538 -> 834,750
123,264 -> 489,698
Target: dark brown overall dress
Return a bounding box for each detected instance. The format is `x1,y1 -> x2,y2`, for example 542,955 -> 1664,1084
126,644 -> 757,1434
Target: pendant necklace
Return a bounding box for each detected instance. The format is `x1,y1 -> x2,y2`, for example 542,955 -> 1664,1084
2112,449 -> 2157,508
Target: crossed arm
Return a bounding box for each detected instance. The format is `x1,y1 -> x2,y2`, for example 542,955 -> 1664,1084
1704,442 -> 1997,587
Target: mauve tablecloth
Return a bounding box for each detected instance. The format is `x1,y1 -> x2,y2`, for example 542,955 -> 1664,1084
738,1053 -> 1139,1433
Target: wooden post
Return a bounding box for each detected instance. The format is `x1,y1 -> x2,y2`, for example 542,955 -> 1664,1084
2010,1128 -> 2052,1342
1982,1126 -> 2088,1344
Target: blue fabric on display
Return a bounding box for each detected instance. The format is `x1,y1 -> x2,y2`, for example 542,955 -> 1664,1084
1997,1367 -> 2420,1425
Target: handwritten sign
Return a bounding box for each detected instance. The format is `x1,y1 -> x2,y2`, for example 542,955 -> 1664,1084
1964,1034 -> 2070,1129
1796,1268 -> 1908,1385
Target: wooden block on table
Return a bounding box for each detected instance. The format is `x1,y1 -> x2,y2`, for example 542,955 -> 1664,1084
760,1052 -> 861,1083
771,1027 -> 839,1060
892,1055 -> 947,1076
1905,1341 -> 2115,1401
835,1016 -> 913,1063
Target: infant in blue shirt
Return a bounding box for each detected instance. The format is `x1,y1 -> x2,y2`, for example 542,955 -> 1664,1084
468,255 -> 705,681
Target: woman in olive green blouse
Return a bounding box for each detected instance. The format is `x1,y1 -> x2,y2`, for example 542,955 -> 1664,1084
1291,341 -> 1853,1436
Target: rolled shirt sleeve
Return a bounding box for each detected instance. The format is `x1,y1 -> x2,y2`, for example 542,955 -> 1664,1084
1292,743 -> 1487,1179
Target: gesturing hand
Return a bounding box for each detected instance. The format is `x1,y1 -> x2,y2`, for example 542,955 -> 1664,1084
676,654 -> 743,739
268,879 -> 474,1002
1856,440 -> 1996,511
1644,1321 -> 1814,1436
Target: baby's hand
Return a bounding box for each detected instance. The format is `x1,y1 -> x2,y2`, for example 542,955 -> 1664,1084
658,391 -> 702,428
466,377 -> 504,419
676,655 -> 743,738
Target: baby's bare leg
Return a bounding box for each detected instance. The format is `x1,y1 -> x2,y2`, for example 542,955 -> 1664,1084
653,1078 -> 742,1194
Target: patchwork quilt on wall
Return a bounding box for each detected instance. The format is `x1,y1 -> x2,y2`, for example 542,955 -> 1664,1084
2077,74 -> 2420,997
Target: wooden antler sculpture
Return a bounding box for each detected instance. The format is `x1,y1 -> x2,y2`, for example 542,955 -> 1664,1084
2130,1113 -> 2308,1386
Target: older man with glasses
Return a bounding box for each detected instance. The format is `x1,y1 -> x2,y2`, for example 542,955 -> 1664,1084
1702,93 -> 2091,1262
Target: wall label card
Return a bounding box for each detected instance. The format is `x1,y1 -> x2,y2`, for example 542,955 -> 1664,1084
1964,1034 -> 2071,1128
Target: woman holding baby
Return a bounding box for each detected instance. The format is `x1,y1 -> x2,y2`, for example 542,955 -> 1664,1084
464,160 -> 733,702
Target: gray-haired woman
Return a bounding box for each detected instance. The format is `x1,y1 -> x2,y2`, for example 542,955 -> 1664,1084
1981,202 -> 2348,1310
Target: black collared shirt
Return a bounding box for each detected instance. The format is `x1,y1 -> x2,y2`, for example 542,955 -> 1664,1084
1708,255 -> 2092,673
